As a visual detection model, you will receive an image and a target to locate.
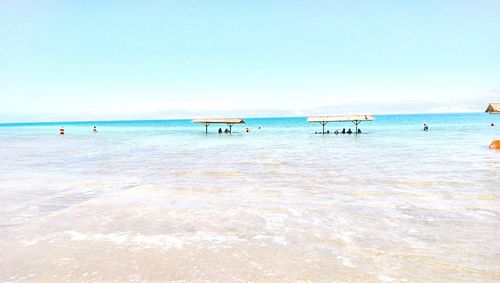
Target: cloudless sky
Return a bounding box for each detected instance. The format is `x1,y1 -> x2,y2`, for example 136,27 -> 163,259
1,0 -> 499,121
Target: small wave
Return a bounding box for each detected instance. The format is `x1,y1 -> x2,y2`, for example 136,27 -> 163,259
205,171 -> 242,177
64,231 -> 184,249
262,161 -> 289,167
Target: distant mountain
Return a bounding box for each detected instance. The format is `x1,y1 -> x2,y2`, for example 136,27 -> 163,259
1,89 -> 497,123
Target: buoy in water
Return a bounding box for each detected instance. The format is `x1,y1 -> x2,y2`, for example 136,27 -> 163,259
490,140 -> 500,150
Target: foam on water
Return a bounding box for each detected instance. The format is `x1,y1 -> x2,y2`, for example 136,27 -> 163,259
0,113 -> 499,281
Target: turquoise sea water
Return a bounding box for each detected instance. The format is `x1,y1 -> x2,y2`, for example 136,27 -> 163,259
0,113 -> 499,281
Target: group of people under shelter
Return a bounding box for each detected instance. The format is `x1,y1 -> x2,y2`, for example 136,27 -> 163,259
218,126 -> 261,134
315,128 -> 362,135
316,123 -> 435,135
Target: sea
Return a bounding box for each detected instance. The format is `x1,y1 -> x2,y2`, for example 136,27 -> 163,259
0,113 -> 499,282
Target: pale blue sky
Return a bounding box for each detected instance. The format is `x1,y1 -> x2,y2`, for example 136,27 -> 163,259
1,0 -> 499,121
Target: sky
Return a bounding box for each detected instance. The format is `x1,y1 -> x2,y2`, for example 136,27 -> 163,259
0,0 -> 499,122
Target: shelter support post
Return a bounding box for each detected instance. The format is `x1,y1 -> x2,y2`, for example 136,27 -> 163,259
227,123 -> 233,134
319,121 -> 328,134
353,120 -> 361,134
204,123 -> 209,134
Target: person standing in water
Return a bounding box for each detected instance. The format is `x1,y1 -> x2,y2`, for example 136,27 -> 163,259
59,126 -> 65,135
423,123 -> 429,131
93,126 -> 97,133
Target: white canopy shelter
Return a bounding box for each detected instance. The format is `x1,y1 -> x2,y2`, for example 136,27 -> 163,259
307,115 -> 375,134
193,118 -> 245,134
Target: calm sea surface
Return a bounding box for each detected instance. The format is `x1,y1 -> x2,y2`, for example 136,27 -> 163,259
0,113 -> 499,282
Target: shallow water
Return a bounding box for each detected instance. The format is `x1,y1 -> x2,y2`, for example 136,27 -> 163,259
0,113 -> 499,282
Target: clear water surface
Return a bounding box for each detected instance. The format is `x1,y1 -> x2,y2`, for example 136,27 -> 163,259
0,113 -> 499,282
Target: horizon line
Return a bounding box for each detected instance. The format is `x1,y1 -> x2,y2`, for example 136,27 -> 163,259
0,111 -> 488,125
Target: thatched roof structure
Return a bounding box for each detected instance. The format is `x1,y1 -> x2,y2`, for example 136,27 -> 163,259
307,115 -> 374,123
307,115 -> 375,134
192,118 -> 245,124
192,118 -> 245,134
485,103 -> 500,114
